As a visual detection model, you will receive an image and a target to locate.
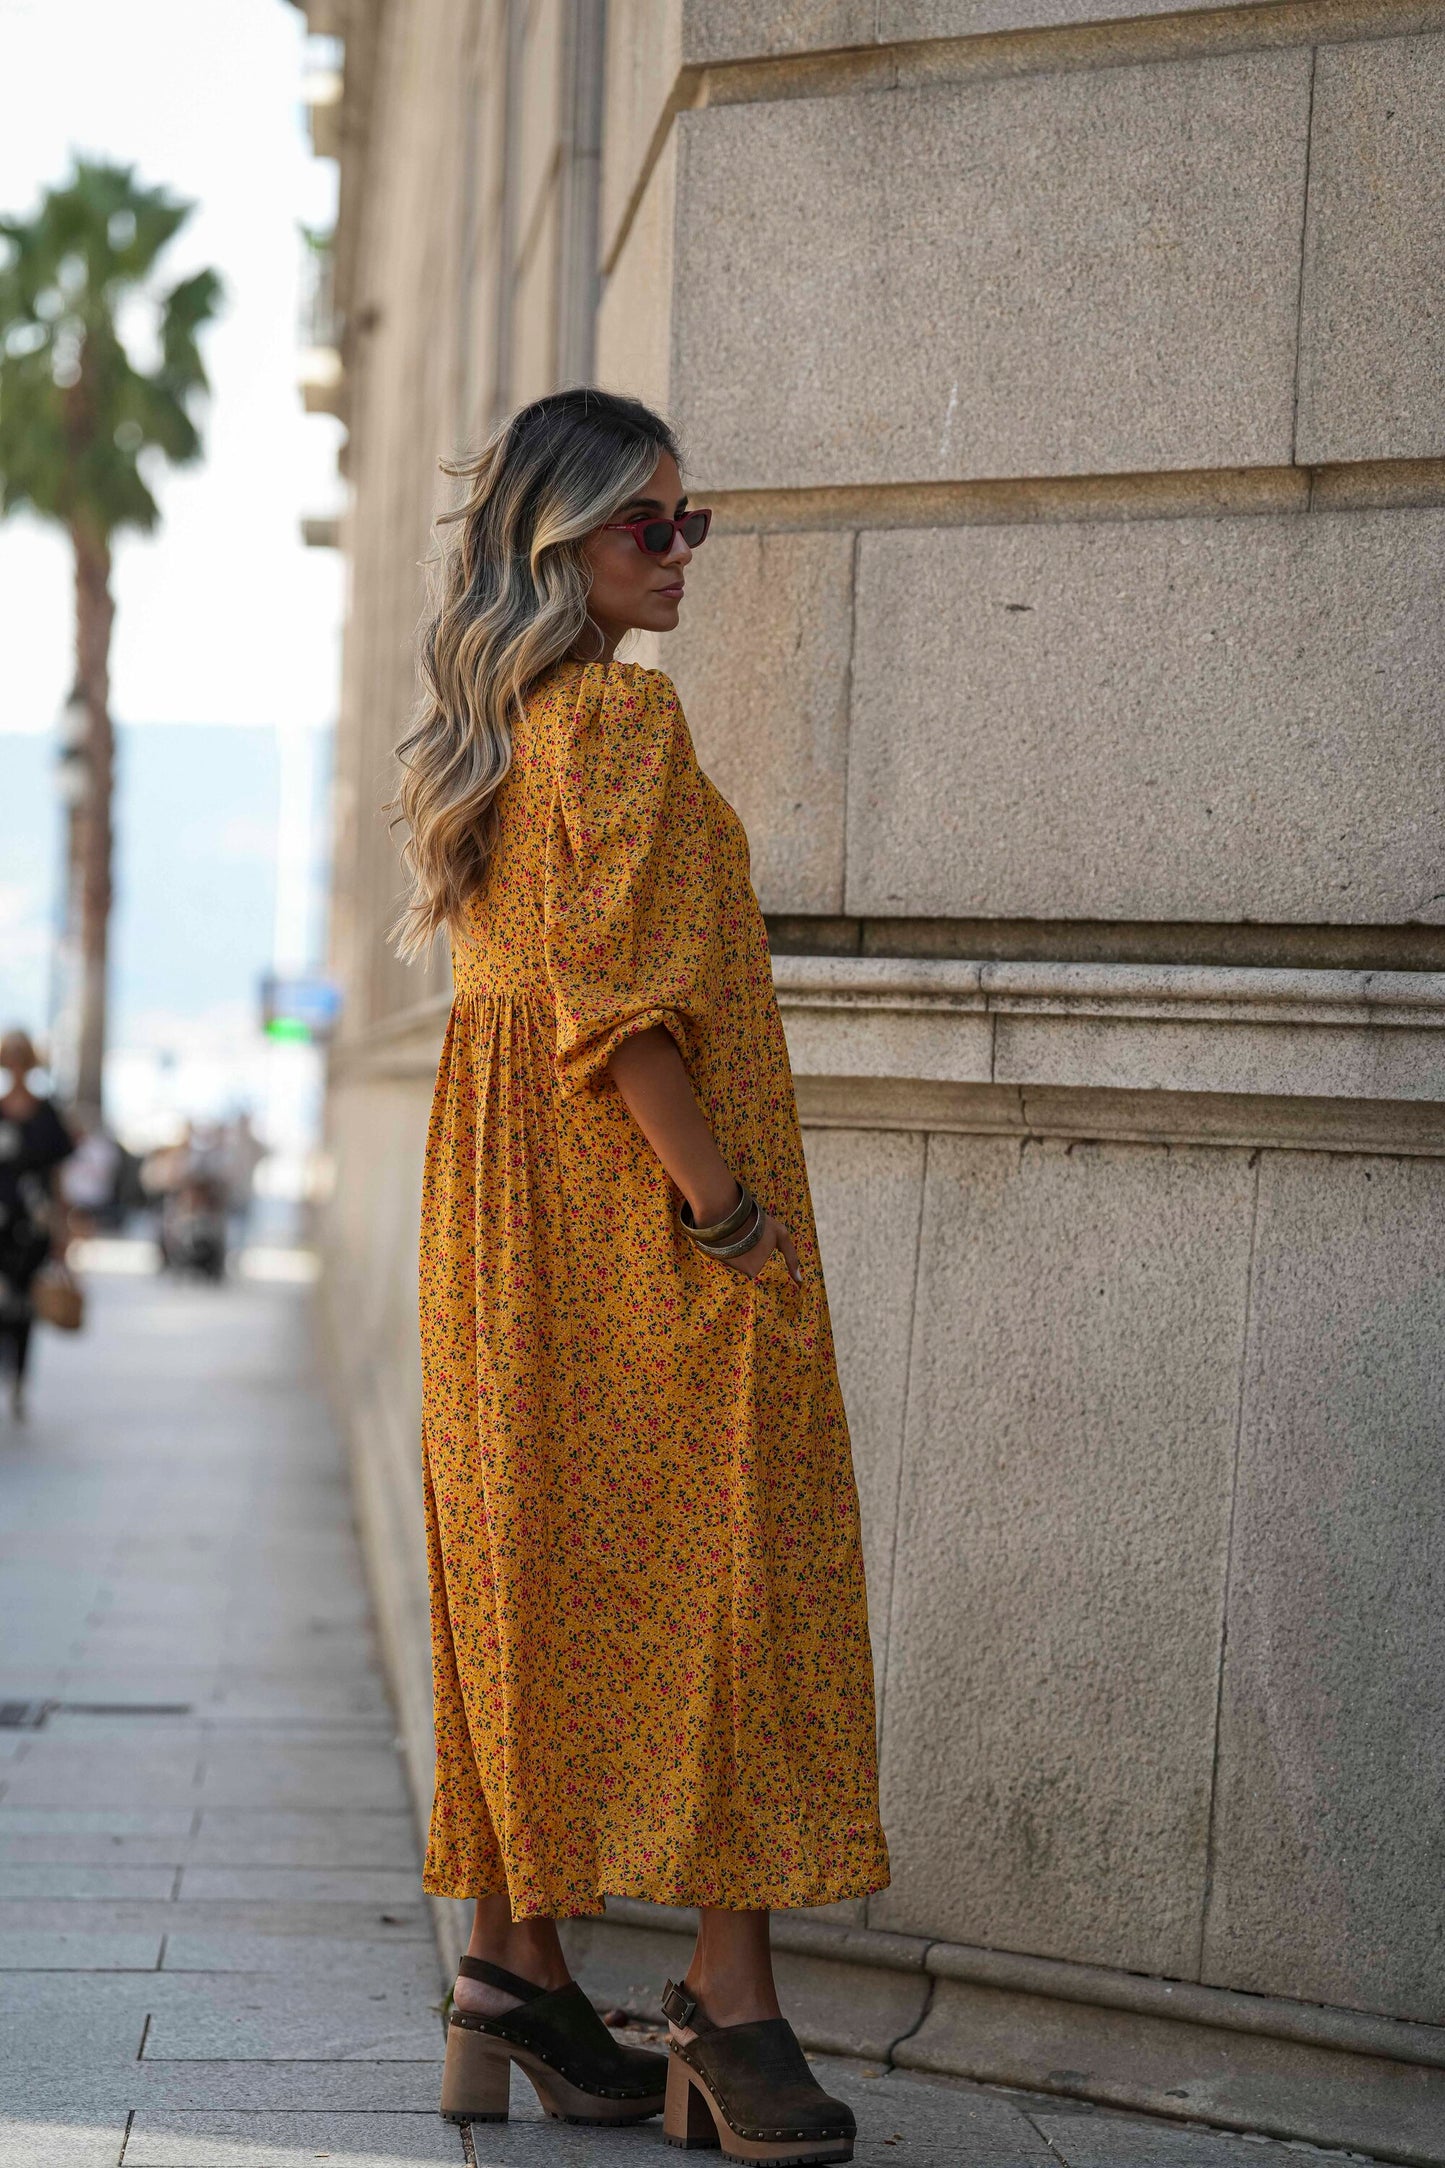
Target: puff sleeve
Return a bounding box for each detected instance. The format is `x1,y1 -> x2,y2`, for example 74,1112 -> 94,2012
545,662 -> 722,1098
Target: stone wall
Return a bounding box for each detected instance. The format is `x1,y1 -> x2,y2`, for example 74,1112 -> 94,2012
306,2 -> 1445,2156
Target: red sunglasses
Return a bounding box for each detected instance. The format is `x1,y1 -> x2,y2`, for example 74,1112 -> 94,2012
602,508 -> 712,555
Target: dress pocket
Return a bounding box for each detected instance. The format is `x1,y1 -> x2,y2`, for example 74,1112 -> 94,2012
688,1240 -> 797,1302
754,1246 -> 795,1290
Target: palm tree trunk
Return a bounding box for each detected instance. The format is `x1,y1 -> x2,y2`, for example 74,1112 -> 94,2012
68,522 -> 115,1127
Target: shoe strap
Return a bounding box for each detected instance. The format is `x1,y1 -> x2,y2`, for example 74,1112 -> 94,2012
456,1954 -> 550,2002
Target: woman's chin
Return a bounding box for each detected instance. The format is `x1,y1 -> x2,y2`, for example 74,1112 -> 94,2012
635,599 -> 683,634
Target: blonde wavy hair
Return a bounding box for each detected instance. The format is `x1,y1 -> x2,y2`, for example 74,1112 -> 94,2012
391,387 -> 681,960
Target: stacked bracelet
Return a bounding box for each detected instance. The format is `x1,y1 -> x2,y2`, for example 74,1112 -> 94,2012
678,1181 -> 766,1260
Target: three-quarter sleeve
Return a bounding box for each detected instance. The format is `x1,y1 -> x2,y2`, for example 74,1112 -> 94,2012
544,662 -> 721,1098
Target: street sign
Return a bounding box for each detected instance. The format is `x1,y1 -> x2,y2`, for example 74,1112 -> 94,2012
260,972 -> 342,1044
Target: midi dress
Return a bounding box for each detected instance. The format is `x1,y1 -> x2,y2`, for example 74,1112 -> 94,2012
418,657 -> 890,1918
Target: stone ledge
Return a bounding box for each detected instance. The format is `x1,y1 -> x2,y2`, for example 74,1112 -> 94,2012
775,957 -> 1445,1103
774,953 -> 1445,1025
793,1074 -> 1445,1152
703,456 -> 1445,533
899,1977 -> 1445,2166
600,1895 -> 1445,2071
688,0 -> 1445,89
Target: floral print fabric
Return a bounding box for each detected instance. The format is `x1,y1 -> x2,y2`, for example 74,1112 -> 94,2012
419,659 -> 889,1917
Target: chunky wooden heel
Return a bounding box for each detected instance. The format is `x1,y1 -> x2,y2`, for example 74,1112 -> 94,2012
438,1957 -> 666,2127
665,2051 -> 722,2149
439,2022 -> 511,2123
660,1983 -> 855,2166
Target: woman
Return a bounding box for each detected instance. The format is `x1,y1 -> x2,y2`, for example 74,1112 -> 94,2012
394,389 -> 889,2164
0,1030 -> 74,1420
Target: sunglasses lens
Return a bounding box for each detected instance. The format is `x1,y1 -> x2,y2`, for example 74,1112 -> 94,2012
678,512 -> 710,547
639,520 -> 676,554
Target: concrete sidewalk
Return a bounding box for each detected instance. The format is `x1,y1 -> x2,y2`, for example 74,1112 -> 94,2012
0,1263 -> 1372,2168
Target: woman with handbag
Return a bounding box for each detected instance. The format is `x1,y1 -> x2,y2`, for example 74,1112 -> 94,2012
392,390 -> 889,2164
0,1029 -> 76,1419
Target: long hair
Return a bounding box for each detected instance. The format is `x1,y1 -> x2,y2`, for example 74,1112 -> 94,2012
390,387 -> 681,961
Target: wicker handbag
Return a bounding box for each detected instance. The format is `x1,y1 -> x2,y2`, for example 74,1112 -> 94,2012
31,1260 -> 84,1332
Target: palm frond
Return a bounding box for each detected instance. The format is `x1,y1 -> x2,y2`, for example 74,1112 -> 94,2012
0,157 -> 221,541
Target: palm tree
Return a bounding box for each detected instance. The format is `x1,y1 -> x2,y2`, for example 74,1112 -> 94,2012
0,159 -> 221,1122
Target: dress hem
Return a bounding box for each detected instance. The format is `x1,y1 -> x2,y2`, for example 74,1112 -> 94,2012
420,1863 -> 893,1920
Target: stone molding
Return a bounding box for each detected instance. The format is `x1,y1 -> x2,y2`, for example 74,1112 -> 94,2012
700,455 -> 1445,531
604,1894 -> 1445,2071
774,953 -> 1445,1024
775,955 -> 1445,1106
791,1075 -> 1445,1153
687,0 -> 1445,93
329,960 -> 1445,1120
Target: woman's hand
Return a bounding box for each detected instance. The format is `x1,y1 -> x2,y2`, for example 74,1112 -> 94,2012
722,1210 -> 801,1285
605,1027 -> 802,1286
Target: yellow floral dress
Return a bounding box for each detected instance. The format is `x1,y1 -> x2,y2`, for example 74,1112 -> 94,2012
418,658 -> 889,1917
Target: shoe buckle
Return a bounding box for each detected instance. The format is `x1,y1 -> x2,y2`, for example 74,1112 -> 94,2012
660,1978 -> 698,2028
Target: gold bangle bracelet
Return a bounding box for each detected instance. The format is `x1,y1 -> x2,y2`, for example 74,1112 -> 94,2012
692,1200 -> 766,1260
679,1181 -> 751,1245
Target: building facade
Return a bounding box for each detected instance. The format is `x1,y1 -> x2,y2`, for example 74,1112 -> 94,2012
302,3 -> 1445,2155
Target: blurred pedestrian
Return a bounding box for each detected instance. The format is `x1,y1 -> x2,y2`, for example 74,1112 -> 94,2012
219,1109 -> 267,1249
144,1121 -> 229,1281
0,1030 -> 75,1419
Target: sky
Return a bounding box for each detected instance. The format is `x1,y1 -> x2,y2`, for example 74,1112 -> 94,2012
0,0 -> 346,1161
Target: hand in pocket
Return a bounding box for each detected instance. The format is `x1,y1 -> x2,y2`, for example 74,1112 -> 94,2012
721,1210 -> 801,1286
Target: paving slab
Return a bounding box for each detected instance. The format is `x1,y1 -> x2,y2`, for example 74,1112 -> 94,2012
159,1935 -> 441,1984
118,2065 -> 455,2115
826,2061 -> 1059,2162
1033,2112 -> 1281,2165
0,1832 -> 190,1866
0,2055 -> 452,2123
184,1629 -> 383,1668
0,1864 -> 179,1899
0,1745 -> 203,1808
114,1726 -> 402,1752
64,1630 -> 231,1667
176,1867 -> 421,1905
0,1980 -> 153,2073
0,1669 -> 66,1697
51,1669 -> 225,1702
139,1975 -> 444,2062
31,1718 -> 222,1745
123,2111 -> 466,2166
0,1969 -> 161,2021
0,1809 -> 197,1837
189,1812 -> 418,1867
0,2115 -> 131,2167
212,1680 -> 392,1724
0,1930 -> 162,1969
0,1899 -> 432,1938
222,1598 -> 375,1633
196,1747 -> 408,1811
